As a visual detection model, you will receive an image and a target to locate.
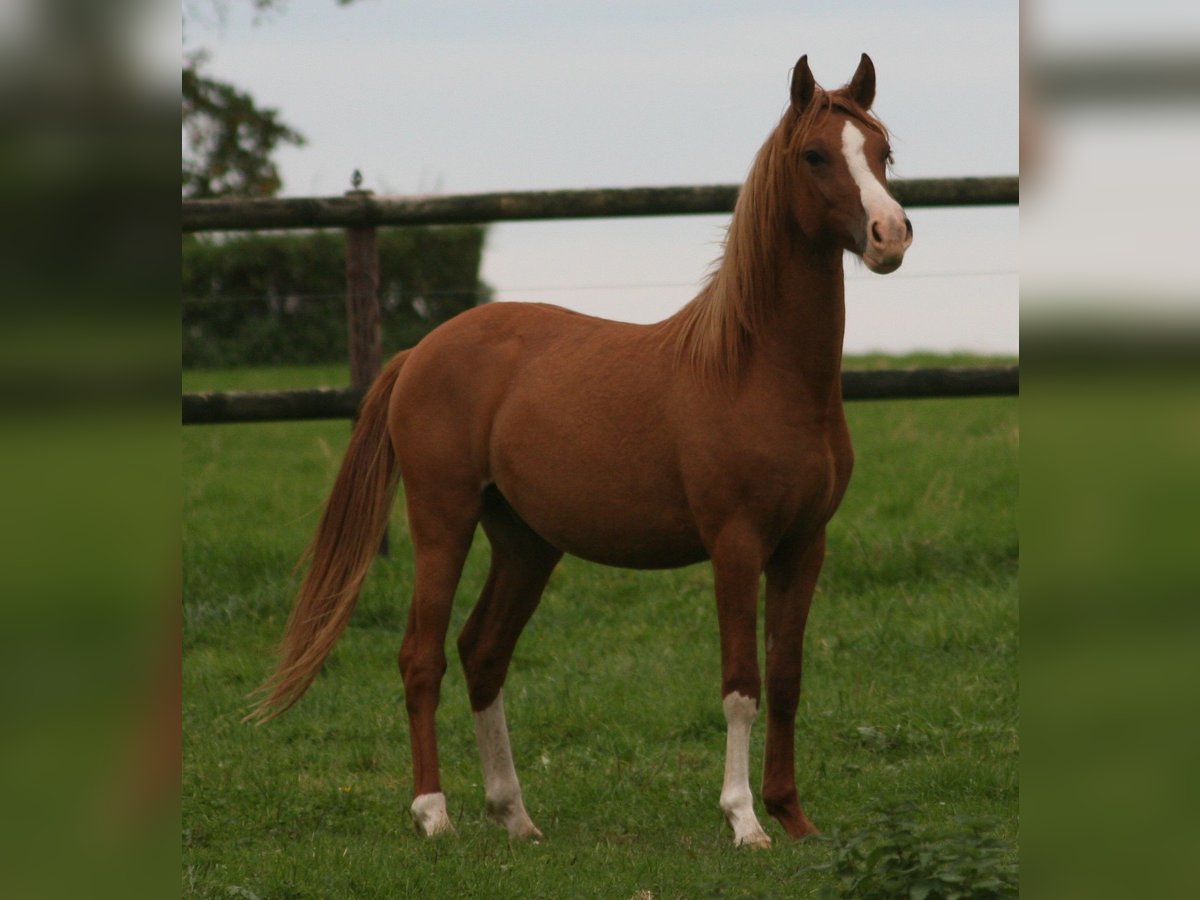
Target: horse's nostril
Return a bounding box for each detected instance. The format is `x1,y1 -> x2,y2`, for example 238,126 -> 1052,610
871,221 -> 883,244
904,217 -> 913,240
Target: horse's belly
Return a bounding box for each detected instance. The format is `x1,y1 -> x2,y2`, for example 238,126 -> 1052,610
546,514 -> 708,570
493,466 -> 707,570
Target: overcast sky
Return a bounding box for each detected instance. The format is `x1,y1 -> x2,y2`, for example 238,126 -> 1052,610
185,1 -> 1019,355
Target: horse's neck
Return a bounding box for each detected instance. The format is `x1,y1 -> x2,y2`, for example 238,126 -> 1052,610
748,236 -> 847,409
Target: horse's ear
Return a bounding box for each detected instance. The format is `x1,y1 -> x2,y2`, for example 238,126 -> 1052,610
791,55 -> 815,112
848,53 -> 875,110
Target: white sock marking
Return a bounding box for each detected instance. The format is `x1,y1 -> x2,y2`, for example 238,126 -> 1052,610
410,791 -> 454,837
720,692 -> 771,848
474,691 -> 541,839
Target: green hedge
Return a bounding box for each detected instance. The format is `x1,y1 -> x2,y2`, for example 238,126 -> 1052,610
182,226 -> 489,368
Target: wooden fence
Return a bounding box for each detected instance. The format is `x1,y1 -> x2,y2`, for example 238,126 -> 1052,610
182,177 -> 1016,233
182,176 -> 1018,424
183,366 -> 1018,425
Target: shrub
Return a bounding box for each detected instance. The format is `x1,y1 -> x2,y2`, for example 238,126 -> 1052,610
182,226 -> 490,368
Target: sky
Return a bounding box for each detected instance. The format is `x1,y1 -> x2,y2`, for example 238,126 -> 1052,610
1022,1 -> 1200,313
184,1 -> 1019,355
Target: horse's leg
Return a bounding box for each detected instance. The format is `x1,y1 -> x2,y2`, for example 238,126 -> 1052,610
711,527 -> 771,848
457,492 -> 561,839
399,487 -> 481,838
761,530 -> 825,839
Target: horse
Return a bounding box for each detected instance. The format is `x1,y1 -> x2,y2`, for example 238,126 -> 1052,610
248,53 -> 912,848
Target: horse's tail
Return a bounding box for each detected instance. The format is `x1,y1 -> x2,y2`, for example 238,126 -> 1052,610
245,350 -> 411,723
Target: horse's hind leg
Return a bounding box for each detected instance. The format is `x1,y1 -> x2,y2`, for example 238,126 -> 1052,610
457,489 -> 561,839
399,486 -> 481,838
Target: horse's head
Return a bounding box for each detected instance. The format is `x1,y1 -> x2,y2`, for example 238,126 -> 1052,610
784,54 -> 912,274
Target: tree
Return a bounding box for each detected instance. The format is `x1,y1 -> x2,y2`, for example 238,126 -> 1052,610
181,54 -> 306,199
181,2 -> 366,198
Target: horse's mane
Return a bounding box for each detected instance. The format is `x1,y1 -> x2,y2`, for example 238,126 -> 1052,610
668,87 -> 888,382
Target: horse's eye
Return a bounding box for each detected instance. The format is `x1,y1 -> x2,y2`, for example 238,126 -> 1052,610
803,149 -> 827,167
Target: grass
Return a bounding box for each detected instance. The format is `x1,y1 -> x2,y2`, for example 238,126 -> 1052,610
183,358 -> 1017,898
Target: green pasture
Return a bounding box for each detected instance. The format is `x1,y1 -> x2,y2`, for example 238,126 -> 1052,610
183,360 -> 1018,898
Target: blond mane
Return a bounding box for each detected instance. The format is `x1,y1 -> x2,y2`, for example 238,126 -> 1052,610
669,88 -> 887,382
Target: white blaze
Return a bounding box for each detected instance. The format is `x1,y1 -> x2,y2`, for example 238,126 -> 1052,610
840,120 -> 904,226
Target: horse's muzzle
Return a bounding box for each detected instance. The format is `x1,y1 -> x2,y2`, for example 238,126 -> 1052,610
863,214 -> 912,274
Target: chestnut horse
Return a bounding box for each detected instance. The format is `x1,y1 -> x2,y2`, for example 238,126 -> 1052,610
249,54 -> 911,848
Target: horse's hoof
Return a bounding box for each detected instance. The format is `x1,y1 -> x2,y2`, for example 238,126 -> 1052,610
513,824 -> 544,843
734,828 -> 773,850
487,796 -> 543,841
411,792 -> 455,838
502,813 -> 543,842
739,835 -> 773,850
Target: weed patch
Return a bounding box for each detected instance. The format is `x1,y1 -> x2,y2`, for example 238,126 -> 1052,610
815,803 -> 1018,899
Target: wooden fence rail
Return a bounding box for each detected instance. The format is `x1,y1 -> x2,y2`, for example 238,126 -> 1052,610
182,176 -> 1018,425
182,366 -> 1018,425
182,176 -> 1016,233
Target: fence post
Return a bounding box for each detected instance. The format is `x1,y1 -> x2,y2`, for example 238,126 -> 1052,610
344,173 -> 388,556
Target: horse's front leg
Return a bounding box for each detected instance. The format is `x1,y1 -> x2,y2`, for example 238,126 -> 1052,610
761,530 -> 825,838
711,527 -> 772,848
